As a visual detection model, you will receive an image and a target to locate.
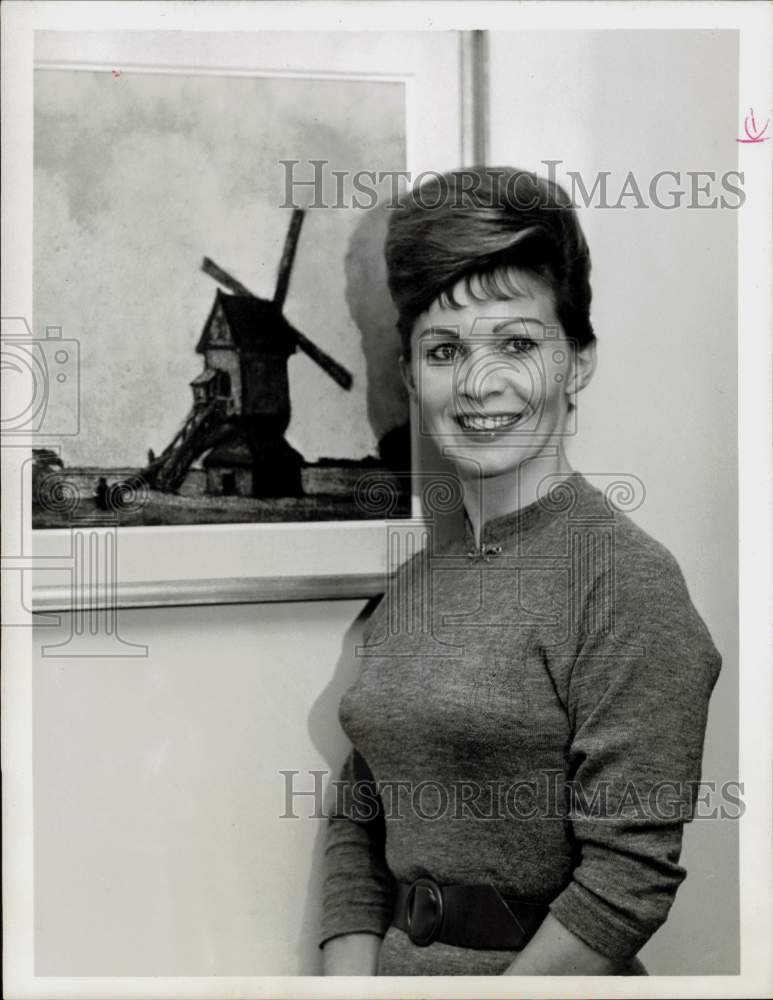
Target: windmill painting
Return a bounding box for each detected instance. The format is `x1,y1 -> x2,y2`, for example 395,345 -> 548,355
32,64 -> 412,528
144,209 -> 355,500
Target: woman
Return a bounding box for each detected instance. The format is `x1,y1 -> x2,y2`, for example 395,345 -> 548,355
318,167 -> 722,976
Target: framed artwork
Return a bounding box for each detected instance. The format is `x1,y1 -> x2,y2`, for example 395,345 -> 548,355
26,29 -> 484,610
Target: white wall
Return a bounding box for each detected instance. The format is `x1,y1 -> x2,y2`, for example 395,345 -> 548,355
31,29 -> 738,978
33,600 -> 369,975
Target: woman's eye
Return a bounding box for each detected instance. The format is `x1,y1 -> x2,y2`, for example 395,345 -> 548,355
503,337 -> 536,355
425,342 -> 460,364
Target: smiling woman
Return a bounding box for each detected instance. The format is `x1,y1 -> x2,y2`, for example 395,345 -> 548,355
401,269 -> 596,514
317,167 -> 722,976
391,168 -> 597,541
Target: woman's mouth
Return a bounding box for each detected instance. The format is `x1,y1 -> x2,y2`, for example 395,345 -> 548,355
455,411 -> 526,433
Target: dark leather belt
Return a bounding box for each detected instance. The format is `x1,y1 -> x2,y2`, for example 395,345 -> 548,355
392,877 -> 550,950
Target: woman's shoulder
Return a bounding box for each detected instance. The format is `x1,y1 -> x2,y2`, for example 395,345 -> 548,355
570,472 -> 687,581
565,476 -> 722,685
572,474 -> 720,656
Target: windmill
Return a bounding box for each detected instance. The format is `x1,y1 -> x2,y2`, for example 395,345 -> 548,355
143,209 -> 353,498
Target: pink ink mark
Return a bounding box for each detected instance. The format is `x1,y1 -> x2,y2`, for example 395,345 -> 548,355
112,69 -> 122,78
736,107 -> 769,143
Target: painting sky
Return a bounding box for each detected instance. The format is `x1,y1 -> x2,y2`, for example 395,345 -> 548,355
34,69 -> 407,467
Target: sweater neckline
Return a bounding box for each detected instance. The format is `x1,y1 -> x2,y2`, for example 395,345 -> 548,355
462,471 -> 587,549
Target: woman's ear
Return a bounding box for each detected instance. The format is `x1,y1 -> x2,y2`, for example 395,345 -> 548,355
566,340 -> 597,401
398,354 -> 417,398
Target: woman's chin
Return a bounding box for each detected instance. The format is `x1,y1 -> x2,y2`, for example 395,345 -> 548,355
445,450 -> 529,480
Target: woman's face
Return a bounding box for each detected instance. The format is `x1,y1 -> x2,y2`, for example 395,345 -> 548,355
402,271 -> 592,481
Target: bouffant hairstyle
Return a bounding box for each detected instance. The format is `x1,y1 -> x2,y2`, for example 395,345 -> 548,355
384,167 -> 594,356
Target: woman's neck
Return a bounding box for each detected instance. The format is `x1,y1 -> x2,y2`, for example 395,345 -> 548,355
462,448 -> 574,548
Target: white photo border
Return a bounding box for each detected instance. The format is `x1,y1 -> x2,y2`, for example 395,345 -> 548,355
2,2 -> 771,999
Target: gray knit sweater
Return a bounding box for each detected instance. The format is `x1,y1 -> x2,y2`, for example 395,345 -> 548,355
319,472 -> 721,975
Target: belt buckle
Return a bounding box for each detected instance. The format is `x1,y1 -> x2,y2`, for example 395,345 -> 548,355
406,876 -> 444,947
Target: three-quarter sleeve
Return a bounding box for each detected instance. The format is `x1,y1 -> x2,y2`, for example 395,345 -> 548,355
318,747 -> 396,949
548,543 -> 722,961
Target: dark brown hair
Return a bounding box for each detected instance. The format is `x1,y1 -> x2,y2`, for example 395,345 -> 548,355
384,166 -> 595,355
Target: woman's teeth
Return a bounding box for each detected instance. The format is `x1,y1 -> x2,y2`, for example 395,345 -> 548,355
456,413 -> 523,431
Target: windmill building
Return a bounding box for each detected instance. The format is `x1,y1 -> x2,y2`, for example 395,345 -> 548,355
142,209 -> 353,500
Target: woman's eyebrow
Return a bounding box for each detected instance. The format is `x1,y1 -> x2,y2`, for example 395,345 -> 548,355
418,326 -> 460,339
418,318 -> 547,339
491,317 -> 546,333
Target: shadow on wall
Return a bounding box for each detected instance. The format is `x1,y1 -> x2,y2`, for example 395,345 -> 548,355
343,199 -> 464,546
344,203 -> 411,472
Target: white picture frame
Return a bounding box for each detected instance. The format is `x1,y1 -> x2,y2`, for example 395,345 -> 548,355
25,28 -> 484,612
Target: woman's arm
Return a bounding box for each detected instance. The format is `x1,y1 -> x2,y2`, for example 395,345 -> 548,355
318,748 -> 395,973
502,914 -> 618,975
530,539 -> 722,968
321,931 -> 383,976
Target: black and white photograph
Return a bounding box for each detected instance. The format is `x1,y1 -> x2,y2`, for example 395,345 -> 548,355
1,2 -> 770,997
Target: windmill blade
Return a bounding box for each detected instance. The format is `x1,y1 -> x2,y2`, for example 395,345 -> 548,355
287,323 -> 353,391
201,257 -> 253,297
202,251 -> 352,390
273,209 -> 305,309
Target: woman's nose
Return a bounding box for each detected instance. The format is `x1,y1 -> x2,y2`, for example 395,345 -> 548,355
453,347 -> 530,407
